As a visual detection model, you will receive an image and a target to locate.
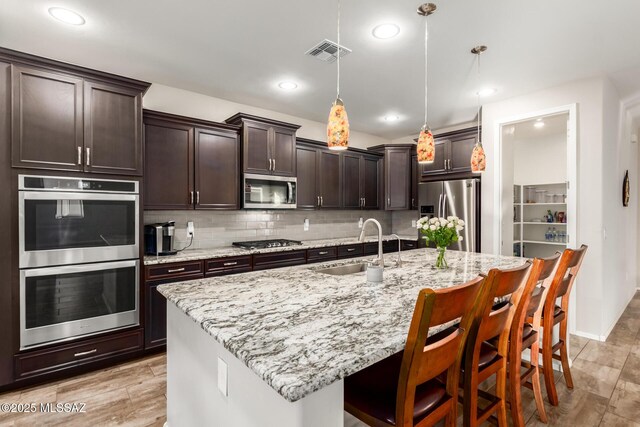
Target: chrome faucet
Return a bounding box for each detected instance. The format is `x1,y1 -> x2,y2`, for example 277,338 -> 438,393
389,234 -> 403,267
358,218 -> 384,267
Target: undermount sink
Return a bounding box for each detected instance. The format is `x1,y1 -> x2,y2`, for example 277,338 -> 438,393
314,262 -> 368,276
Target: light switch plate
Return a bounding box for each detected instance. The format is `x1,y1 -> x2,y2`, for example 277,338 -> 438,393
217,357 -> 228,396
187,221 -> 195,237
303,218 -> 309,231
411,220 -> 417,228
358,217 -> 364,228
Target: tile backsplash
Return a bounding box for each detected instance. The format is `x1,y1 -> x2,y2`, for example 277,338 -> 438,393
392,210 -> 420,237
144,210 -> 395,250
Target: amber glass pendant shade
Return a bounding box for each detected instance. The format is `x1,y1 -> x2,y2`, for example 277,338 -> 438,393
327,98 -> 349,151
417,126 -> 435,163
470,143 -> 486,173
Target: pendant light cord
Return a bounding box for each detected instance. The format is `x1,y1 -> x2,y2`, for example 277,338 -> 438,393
336,0 -> 341,99
476,51 -> 481,145
423,16 -> 428,127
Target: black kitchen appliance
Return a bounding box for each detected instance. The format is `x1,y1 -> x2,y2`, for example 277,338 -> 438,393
144,221 -> 178,256
232,239 -> 302,250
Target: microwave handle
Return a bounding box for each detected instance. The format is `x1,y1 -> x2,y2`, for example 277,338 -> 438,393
287,182 -> 293,204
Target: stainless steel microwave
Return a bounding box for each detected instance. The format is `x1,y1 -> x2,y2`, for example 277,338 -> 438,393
243,174 -> 297,209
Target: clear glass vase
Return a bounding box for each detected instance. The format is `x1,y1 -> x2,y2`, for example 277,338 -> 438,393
435,246 -> 448,269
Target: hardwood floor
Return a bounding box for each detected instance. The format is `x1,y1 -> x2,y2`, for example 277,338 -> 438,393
1,292 -> 639,426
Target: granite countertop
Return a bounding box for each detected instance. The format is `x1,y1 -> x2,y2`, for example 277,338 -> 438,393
157,248 -> 525,402
143,234 -> 419,265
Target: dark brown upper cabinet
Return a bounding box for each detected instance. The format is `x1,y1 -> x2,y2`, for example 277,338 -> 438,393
225,113 -> 300,177
369,144 -> 412,211
144,110 -> 241,210
411,154 -> 418,210
296,138 -> 382,210
5,49 -> 150,175
418,127 -> 479,180
341,152 -> 380,210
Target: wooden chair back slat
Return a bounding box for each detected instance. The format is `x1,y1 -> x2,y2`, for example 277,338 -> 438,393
545,245 -> 588,309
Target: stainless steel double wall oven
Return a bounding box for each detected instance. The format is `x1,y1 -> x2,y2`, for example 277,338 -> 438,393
18,175 -> 140,349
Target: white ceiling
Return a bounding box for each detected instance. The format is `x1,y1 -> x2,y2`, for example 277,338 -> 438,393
511,113 -> 568,140
2,0 -> 640,139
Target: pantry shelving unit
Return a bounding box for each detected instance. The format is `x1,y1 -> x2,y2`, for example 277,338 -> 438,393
513,182 -> 568,258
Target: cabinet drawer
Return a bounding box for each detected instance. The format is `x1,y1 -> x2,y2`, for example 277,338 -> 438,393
401,240 -> 419,251
145,261 -> 204,282
15,329 -> 143,379
253,250 -> 306,271
307,247 -> 337,263
337,244 -> 364,259
205,256 -> 252,277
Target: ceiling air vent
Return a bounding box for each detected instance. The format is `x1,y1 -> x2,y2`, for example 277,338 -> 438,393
305,39 -> 352,63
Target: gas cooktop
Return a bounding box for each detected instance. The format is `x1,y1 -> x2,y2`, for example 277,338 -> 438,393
232,239 -> 303,250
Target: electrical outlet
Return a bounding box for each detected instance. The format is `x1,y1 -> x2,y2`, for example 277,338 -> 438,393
217,357 -> 228,396
303,218 -> 309,231
187,221 -> 195,237
358,217 -> 364,228
411,220 -> 417,228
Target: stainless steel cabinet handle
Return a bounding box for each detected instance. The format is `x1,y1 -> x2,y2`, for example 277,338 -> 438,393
167,267 -> 185,273
223,262 -> 238,266
74,349 -> 97,357
320,196 -> 323,206
85,147 -> 91,166
77,147 -> 82,165
272,158 -> 276,170
269,159 -> 273,171
317,196 -> 320,207
347,248 -> 356,252
318,251 -> 329,255
196,191 -> 200,204
388,197 -> 391,207
190,191 -> 194,204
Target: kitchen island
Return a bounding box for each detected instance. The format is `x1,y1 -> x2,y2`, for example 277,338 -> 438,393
158,248 -> 525,427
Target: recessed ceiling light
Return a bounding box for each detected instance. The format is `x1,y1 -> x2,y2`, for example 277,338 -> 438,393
534,121 -> 545,128
48,7 -> 86,25
372,24 -> 400,39
384,115 -> 400,122
278,81 -> 298,90
476,88 -> 497,97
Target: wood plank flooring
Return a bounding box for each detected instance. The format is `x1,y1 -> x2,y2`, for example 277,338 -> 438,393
1,292 -> 639,426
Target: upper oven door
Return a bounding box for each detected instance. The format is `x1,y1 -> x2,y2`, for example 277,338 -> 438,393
19,191 -> 139,268
243,174 -> 297,209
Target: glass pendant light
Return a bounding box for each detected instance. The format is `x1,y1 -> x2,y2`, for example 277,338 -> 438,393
416,3 -> 436,164
470,45 -> 487,173
327,0 -> 349,151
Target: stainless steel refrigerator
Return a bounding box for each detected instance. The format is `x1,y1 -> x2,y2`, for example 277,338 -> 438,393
418,179 -> 480,252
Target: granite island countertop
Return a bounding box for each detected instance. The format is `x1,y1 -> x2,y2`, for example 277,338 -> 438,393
157,248 -> 526,402
144,234 -> 419,265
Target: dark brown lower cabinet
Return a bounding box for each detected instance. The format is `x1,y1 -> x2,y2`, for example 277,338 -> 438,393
145,284 -> 168,350
14,329 -> 143,380
205,256 -> 252,277
338,244 -> 364,259
253,250 -> 307,271
307,247 -> 338,263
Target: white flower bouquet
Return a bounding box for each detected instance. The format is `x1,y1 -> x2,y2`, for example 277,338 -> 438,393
415,216 -> 465,268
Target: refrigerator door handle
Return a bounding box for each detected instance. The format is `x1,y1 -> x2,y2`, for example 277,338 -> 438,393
442,194 -> 448,218
438,193 -> 443,218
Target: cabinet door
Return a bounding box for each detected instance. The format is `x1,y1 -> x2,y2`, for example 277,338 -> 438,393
144,119 -> 194,209
195,128 -> 240,210
145,283 -> 167,349
84,80 -> 143,175
411,154 -> 418,210
385,147 -> 411,210
271,126 -> 296,177
362,156 -> 380,209
11,65 -> 83,171
341,153 -> 362,209
449,133 -> 477,173
318,150 -> 341,208
419,140 -> 448,177
243,121 -> 271,174
296,145 -> 319,209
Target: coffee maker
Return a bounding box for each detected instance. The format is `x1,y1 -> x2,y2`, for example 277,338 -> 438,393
144,221 -> 178,256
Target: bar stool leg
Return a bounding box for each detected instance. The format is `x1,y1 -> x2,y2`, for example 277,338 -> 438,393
508,349 -> 526,427
558,317 -> 573,389
541,323 -> 559,406
496,359 -> 509,426
530,338 -> 548,423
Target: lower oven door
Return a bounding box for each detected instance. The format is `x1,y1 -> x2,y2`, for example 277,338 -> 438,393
20,260 -> 139,350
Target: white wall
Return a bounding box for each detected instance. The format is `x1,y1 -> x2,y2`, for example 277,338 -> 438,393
482,77 -> 605,337
513,132 -> 567,185
143,84 -> 390,149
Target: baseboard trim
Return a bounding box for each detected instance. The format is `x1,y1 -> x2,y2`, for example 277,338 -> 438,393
572,330 -> 602,341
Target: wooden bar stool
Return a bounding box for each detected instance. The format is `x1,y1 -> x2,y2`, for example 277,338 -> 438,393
344,276 -> 485,427
539,245 -> 588,406
508,254 -> 560,427
460,261 -> 535,427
